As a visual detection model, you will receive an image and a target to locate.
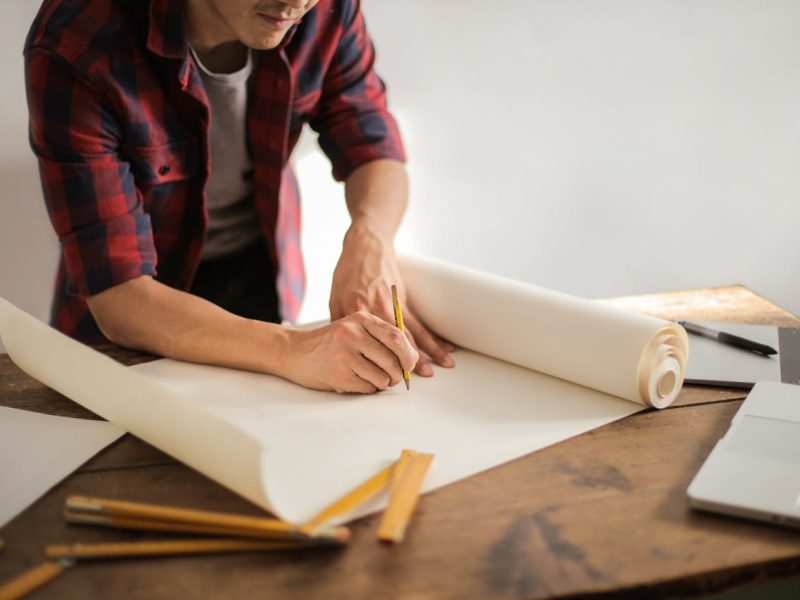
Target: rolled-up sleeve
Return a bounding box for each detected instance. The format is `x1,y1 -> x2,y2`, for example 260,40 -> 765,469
25,46 -> 156,297
310,0 -> 406,182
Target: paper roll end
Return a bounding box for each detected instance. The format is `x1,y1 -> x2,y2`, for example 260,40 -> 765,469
639,324 -> 689,409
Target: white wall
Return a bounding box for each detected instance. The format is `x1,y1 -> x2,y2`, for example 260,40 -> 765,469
345,0 -> 800,320
2,1 -> 798,345
0,1 -> 59,334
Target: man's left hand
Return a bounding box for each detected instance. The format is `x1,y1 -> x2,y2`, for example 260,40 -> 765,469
329,223 -> 455,376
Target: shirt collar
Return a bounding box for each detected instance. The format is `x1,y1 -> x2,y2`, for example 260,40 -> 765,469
278,23 -> 300,50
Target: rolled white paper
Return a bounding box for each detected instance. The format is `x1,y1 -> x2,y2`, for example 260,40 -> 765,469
400,255 -> 688,408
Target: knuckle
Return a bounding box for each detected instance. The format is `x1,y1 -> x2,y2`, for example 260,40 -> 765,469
379,373 -> 391,389
388,329 -> 404,346
335,322 -> 357,342
400,344 -> 418,366
419,329 -> 436,345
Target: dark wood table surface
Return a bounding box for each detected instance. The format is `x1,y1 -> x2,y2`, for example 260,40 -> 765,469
1,285 -> 799,599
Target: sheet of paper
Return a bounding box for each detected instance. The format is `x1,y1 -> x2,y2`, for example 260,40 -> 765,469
683,321 -> 780,387
0,298 -> 272,514
131,350 -> 642,523
0,255 -> 689,524
0,406 -> 125,528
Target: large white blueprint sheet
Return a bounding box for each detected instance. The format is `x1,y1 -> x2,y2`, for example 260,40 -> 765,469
0,256 -> 688,524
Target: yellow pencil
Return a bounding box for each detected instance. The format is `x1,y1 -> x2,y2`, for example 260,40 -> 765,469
0,560 -> 71,600
390,285 -> 411,391
301,461 -> 396,534
63,496 -> 349,544
45,539 -> 307,560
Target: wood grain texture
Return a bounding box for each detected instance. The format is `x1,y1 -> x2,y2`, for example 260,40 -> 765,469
1,403 -> 798,599
1,286 -> 798,598
599,284 -> 800,327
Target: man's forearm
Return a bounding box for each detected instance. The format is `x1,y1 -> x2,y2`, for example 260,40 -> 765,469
86,276 -> 290,375
86,274 -> 418,394
343,159 -> 408,244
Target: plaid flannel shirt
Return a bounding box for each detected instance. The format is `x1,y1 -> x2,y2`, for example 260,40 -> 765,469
24,0 -> 405,343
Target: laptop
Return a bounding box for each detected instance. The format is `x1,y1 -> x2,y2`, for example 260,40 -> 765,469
687,381 -> 800,528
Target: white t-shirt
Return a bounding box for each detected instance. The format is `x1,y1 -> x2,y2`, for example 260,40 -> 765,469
189,45 -> 262,260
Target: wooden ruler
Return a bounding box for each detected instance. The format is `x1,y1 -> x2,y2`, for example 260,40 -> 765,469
378,450 -> 434,543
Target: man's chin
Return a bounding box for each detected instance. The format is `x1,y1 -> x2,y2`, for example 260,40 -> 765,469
244,36 -> 285,50
238,26 -> 290,51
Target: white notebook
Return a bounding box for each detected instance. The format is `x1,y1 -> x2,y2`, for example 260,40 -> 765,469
684,321 -> 782,388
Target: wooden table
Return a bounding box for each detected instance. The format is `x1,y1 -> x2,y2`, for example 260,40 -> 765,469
1,285 -> 799,599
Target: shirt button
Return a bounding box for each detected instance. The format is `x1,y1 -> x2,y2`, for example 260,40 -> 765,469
159,164 -> 171,176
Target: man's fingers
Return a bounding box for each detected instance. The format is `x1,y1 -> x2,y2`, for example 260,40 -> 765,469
402,327 -> 434,377
342,371 -> 378,394
350,354 -> 391,392
362,315 -> 418,375
439,339 -> 457,353
404,312 -> 454,369
357,330 -> 405,387
423,331 -> 456,354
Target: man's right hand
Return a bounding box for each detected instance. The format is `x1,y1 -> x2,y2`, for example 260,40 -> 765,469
87,277 -> 417,395
282,310 -> 418,394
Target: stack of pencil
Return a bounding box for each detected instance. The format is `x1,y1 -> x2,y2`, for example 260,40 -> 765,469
0,449 -> 435,600
0,497 -> 350,600
63,495 -> 350,549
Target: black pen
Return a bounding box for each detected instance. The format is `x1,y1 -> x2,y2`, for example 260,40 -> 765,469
678,321 -> 777,357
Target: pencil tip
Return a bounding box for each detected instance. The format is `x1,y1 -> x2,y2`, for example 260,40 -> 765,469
405,379 -> 410,391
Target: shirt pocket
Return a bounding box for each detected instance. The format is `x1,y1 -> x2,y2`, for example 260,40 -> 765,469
122,138 -> 200,188
122,139 -> 201,222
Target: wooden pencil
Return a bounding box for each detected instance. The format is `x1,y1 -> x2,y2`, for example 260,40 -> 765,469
64,496 -> 349,544
0,560 -> 70,600
63,509 -> 348,545
46,538 -> 312,560
391,285 -> 411,390
66,495 -> 293,532
302,461 -> 397,534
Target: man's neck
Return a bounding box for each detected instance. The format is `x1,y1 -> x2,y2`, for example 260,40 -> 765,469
185,0 -> 248,74
192,41 -> 249,74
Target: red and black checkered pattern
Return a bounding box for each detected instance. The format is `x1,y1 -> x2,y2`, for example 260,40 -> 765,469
24,0 -> 405,343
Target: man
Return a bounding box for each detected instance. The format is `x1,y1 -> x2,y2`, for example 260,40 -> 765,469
24,0 -> 454,393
